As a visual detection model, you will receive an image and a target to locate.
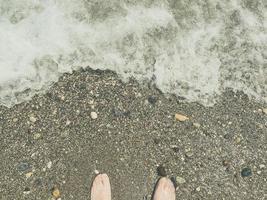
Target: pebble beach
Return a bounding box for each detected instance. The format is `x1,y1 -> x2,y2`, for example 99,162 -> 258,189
0,68 -> 266,200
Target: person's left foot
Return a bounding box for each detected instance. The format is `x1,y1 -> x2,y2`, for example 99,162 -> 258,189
91,173 -> 111,200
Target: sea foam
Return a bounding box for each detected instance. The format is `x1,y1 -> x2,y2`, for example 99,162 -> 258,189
0,0 -> 266,107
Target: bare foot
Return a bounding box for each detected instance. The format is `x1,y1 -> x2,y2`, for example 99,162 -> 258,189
153,177 -> 176,200
91,173 -> 111,200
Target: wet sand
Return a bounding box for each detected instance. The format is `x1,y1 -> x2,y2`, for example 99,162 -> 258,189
0,68 -> 266,200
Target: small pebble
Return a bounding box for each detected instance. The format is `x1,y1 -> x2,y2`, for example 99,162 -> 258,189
185,151 -> 194,158
94,170 -> 100,174
223,133 -> 232,140
148,96 -> 157,104
157,165 -> 167,177
47,161 -> 52,169
60,95 -> 65,101
23,187 -> 31,194
136,93 -> 142,98
52,187 -> 61,199
235,137 -> 242,144
66,119 -> 71,126
13,118 -> 18,122
33,133 -> 41,140
196,186 -> 201,192
193,122 -> 201,128
29,115 -> 37,123
241,167 -> 252,177
175,113 -> 189,122
222,160 -> 230,167
262,108 -> 267,114
257,171 -> 262,175
170,145 -> 179,153
259,164 -> 265,169
175,176 -> 186,184
90,112 -> 98,119
25,172 -> 33,178
17,162 -> 31,172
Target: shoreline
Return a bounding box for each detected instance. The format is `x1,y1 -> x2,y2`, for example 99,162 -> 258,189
0,68 -> 266,200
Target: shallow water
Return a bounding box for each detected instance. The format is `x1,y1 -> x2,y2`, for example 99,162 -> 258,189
0,0 -> 266,107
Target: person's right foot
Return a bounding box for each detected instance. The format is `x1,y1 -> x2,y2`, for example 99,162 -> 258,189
91,173 -> 111,200
152,177 -> 176,200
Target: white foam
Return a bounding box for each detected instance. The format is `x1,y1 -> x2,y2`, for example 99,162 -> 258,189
0,0 -> 266,107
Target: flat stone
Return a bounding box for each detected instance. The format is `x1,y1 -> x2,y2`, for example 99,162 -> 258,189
17,162 -> 31,172
175,113 -> 189,122
262,108 -> 267,114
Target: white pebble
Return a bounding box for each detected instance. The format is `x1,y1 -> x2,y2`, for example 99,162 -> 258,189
47,161 -> 52,169
23,190 -> 30,195
176,176 -> 186,184
193,122 -> 201,128
91,112 -> 98,119
29,115 -> 37,123
66,119 -> 71,125
259,164 -> 265,169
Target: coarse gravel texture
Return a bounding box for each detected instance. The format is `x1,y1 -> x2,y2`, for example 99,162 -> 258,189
0,68 -> 266,200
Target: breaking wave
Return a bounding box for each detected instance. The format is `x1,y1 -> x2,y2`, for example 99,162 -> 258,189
0,0 -> 266,107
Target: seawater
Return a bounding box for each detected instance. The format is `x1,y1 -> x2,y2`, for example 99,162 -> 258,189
0,0 -> 266,107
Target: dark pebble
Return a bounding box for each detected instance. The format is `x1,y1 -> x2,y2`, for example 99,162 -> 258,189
157,165 -> 167,177
17,162 -> 31,172
148,96 -> 157,105
223,133 -> 232,139
241,167 -> 252,177
24,187 -> 30,192
222,160 -> 230,167
171,147 -> 179,153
